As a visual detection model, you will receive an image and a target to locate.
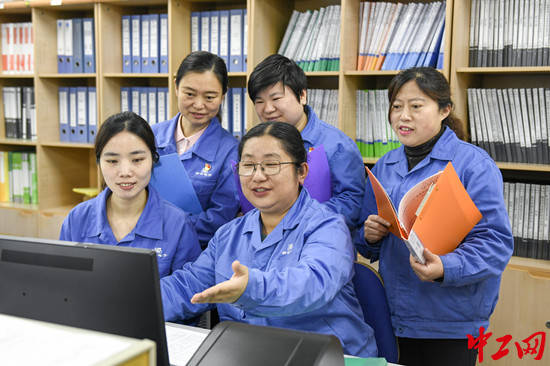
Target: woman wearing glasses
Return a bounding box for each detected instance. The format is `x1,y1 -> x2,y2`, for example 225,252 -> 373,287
161,122 -> 378,357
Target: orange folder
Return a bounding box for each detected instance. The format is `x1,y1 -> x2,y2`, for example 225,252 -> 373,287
366,162 -> 482,263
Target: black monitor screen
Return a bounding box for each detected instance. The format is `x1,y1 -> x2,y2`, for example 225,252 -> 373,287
0,235 -> 169,366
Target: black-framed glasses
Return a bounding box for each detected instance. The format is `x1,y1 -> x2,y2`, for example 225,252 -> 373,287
237,160 -> 297,176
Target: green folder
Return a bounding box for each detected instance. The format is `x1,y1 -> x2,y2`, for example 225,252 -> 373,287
344,356 -> 387,366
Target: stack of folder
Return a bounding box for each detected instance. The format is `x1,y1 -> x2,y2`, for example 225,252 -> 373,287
220,87 -> 247,140
1,22 -> 33,74
56,18 -> 95,73
3,86 -> 35,141
121,14 -> 168,73
0,151 -> 38,205
58,87 -> 97,143
121,87 -> 169,126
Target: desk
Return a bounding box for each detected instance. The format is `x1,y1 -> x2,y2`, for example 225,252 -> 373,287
165,322 -> 402,366
0,313 -> 156,366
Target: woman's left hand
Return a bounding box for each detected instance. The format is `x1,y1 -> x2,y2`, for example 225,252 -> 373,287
191,260 -> 249,304
409,248 -> 444,282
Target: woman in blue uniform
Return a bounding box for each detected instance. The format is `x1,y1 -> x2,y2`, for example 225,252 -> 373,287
247,54 -> 365,228
60,111 -> 201,277
355,67 -> 513,366
161,122 -> 378,357
152,51 -> 239,249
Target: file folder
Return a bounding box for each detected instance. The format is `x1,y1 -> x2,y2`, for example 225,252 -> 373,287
120,87 -> 130,112
140,14 -> 150,73
200,11 -> 210,52
76,87 -> 88,143
131,87 -> 140,115
229,9 -> 243,72
68,87 -> 78,142
231,87 -> 243,139
72,18 -> 83,73
58,87 -> 70,142
150,153 -> 203,214
139,87 -> 148,120
148,13 -> 159,73
191,12 -> 200,52
157,87 -> 167,123
210,11 -> 220,57
57,19 -> 65,73
83,18 -> 95,73
148,87 -> 157,125
159,14 -> 168,73
122,15 -> 132,73
131,15 -> 141,73
64,19 -> 73,73
87,87 -> 97,143
243,9 -> 247,71
219,10 -> 230,66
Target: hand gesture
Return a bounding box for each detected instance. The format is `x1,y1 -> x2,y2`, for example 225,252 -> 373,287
191,260 -> 249,304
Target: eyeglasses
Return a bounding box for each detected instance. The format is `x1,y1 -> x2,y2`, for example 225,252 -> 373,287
237,160 -> 297,176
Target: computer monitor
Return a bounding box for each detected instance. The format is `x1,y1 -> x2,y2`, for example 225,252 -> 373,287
0,235 -> 169,366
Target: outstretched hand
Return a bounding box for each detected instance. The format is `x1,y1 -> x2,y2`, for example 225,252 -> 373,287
191,260 -> 249,304
409,248 -> 444,282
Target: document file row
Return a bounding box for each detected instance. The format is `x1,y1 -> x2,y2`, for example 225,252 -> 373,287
469,0 -> 550,67
220,88 -> 247,139
357,1 -> 446,71
356,89 -> 401,158
120,87 -> 169,126
278,5 -> 340,72
467,88 -> 550,164
3,86 -> 36,141
504,182 -> 550,260
122,14 -> 168,73
307,89 -> 338,128
191,9 -> 247,72
58,87 -> 97,143
0,151 -> 38,205
1,22 -> 33,74
57,18 -> 95,73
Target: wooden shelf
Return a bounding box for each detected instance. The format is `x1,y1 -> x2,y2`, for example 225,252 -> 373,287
457,66 -> 550,74
40,141 -> 94,149
39,73 -> 97,79
344,70 -> 401,76
0,201 -> 39,211
104,72 -> 169,78
0,138 -> 36,146
0,74 -> 34,78
496,162 -> 550,172
508,256 -> 550,275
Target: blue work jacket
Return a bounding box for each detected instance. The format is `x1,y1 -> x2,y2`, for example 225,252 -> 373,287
302,106 -> 365,228
355,127 -> 513,339
59,186 -> 201,277
152,114 -> 240,248
161,189 -> 378,357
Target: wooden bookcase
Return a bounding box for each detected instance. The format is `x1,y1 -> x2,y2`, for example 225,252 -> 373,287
0,0 -> 546,362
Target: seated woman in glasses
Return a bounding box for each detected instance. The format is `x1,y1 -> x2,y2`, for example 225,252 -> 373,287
161,122 -> 377,357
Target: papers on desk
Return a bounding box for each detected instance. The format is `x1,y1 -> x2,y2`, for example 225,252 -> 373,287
165,323 -> 208,366
0,314 -> 150,366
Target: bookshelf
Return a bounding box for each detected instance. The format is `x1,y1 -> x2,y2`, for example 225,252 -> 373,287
451,2 -> 550,365
0,0 -> 545,361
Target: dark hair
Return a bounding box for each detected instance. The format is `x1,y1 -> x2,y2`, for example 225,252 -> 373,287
175,51 -> 228,95
387,67 -> 466,140
95,111 -> 159,164
247,54 -> 307,112
238,122 -> 307,171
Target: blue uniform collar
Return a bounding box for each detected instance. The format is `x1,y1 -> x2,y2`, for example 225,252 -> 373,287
300,105 -> 320,145
383,126 -> 457,176
155,113 -> 224,163
87,186 -> 164,241
243,188 -> 309,250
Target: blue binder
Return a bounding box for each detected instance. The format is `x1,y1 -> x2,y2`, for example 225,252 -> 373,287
64,19 -> 73,73
190,12 -> 200,52
131,15 -> 141,73
68,87 -> 78,142
200,11 -> 210,52
243,9 -> 247,72
140,14 -> 150,73
72,18 -> 84,73
83,18 -> 95,73
139,87 -> 148,120
57,20 -> 65,73
120,87 -> 131,112
130,87 -> 140,115
75,87 -> 88,143
219,10 -> 230,67
159,14 -> 168,73
122,15 -> 132,73
228,9 -> 243,72
87,87 -> 97,143
58,87 -> 70,142
149,153 -> 203,214
148,13 -> 159,73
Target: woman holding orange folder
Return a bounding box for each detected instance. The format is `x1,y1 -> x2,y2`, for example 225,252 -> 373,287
354,67 -> 513,366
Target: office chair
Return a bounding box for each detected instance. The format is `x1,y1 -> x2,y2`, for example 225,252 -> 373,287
352,261 -> 399,363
